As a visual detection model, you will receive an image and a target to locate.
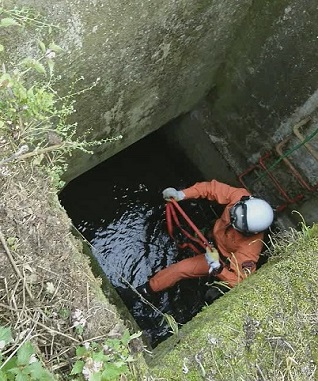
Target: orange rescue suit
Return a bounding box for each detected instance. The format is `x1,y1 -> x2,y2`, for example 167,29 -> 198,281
149,180 -> 264,292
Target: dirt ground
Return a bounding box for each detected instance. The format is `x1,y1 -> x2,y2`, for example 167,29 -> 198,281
0,159 -> 138,376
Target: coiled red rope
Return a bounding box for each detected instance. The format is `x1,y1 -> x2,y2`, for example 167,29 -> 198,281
165,198 -> 213,255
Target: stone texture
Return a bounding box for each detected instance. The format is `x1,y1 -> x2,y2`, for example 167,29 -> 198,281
207,0 -> 318,168
158,0 -> 318,225
3,0 -> 253,182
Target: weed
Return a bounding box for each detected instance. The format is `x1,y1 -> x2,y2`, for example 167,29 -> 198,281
0,6 -> 121,189
70,330 -> 142,380
0,326 -> 55,381
0,324 -> 143,381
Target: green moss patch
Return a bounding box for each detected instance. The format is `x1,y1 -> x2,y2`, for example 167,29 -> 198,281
150,226 -> 318,381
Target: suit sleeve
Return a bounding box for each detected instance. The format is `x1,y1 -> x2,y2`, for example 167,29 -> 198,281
182,180 -> 250,204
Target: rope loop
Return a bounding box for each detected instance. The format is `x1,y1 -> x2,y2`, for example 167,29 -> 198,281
165,198 -> 214,255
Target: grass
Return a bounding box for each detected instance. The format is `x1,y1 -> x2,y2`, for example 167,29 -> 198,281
149,223 -> 318,381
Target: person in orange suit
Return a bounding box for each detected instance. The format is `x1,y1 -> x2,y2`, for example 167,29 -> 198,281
137,180 -> 275,302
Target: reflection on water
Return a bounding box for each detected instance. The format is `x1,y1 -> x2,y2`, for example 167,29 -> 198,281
60,130 -> 216,346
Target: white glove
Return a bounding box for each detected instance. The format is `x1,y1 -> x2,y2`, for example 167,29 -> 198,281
162,187 -> 185,201
205,247 -> 221,274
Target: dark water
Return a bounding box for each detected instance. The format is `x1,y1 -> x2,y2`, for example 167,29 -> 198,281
59,130 -> 219,347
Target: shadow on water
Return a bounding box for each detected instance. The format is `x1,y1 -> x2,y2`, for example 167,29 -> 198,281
59,130 -> 219,347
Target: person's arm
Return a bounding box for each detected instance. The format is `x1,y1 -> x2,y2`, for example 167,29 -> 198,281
182,180 -> 250,204
215,239 -> 263,287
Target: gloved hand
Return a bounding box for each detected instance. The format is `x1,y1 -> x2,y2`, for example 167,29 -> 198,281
162,187 -> 185,201
205,247 -> 221,274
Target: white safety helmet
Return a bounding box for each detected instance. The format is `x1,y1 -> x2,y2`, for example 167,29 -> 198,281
230,196 -> 274,235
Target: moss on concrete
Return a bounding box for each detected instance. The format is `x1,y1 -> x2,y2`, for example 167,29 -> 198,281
2,0 -> 254,182
149,226 -> 318,380
208,0 -> 318,169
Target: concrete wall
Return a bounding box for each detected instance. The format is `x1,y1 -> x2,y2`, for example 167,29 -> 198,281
2,0 -> 254,182
209,0 -> 318,170
3,0 -> 317,222
160,99 -> 318,228
159,108 -> 241,187
159,0 -> 318,226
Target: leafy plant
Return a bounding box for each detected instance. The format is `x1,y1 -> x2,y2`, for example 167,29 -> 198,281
70,330 -> 142,381
0,326 -> 55,381
0,325 -> 142,381
0,6 -> 121,189
161,313 -> 179,336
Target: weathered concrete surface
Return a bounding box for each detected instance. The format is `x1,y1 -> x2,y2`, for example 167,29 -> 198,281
159,0 -> 318,227
159,111 -> 241,186
3,1 -> 317,194
203,0 -> 318,171
3,0 -> 254,182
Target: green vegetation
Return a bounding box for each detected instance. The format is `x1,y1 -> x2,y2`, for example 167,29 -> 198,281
0,327 -> 54,381
150,223 -> 318,380
0,6 -> 121,189
70,330 -> 142,380
0,6 -> 139,381
0,325 -> 143,381
1,4 -> 317,381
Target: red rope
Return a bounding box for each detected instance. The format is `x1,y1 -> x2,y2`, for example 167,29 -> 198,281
165,198 -> 213,255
